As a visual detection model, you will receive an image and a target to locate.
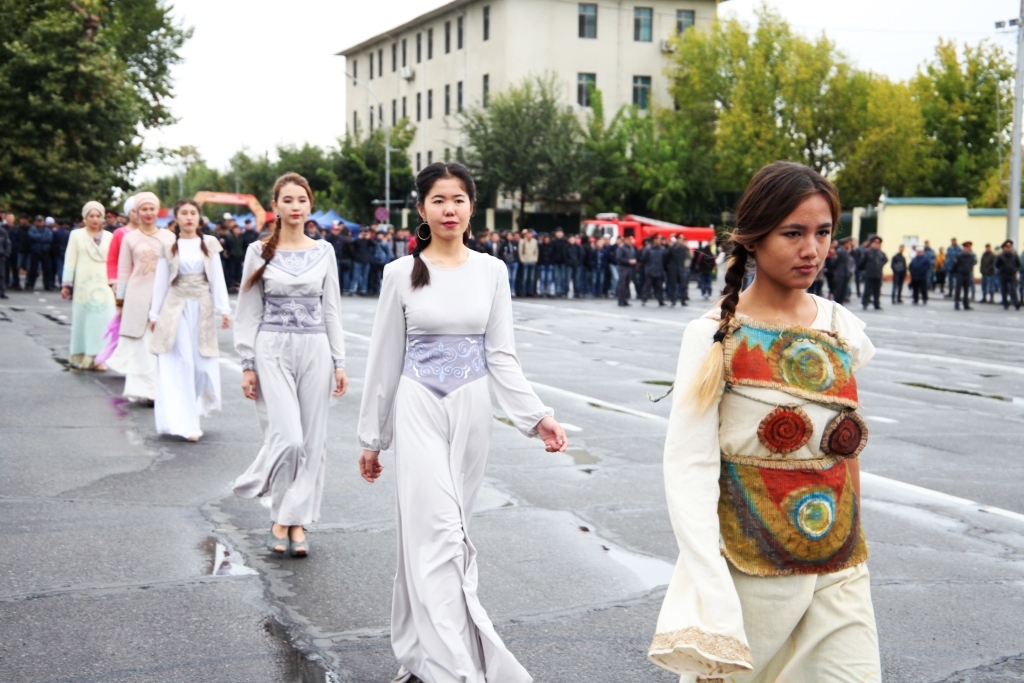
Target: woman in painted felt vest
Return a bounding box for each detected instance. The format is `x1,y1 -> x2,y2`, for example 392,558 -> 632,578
148,199 -> 231,441
233,173 -> 348,558
648,162 -> 880,682
357,162 -> 569,683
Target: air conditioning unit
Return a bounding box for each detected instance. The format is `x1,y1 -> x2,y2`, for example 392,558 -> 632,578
400,66 -> 415,80
660,39 -> 675,53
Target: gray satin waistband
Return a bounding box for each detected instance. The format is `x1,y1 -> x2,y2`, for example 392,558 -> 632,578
259,295 -> 325,334
403,334 -> 486,398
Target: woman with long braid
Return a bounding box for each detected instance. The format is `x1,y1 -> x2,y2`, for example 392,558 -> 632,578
233,173 -> 348,558
358,162 -> 568,683
148,199 -> 231,441
649,162 -> 880,681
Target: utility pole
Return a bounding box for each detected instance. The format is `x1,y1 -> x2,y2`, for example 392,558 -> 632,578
343,70 -> 394,223
1000,3 -> 1024,245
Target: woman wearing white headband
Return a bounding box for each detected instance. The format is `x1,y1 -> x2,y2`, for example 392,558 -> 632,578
107,192 -> 175,402
61,201 -> 116,370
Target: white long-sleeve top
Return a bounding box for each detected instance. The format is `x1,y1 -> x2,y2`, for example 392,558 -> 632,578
149,238 -> 231,322
233,239 -> 346,370
649,296 -> 874,677
357,251 -> 552,452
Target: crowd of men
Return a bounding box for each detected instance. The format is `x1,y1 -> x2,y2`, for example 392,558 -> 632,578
818,235 -> 1024,312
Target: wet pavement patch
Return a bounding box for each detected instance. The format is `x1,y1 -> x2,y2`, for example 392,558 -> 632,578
566,447 -> 600,466
899,382 -> 1012,402
587,402 -> 630,415
203,536 -> 258,577
642,380 -> 673,386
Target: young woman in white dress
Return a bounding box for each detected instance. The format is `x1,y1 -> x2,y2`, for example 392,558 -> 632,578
358,162 -> 569,683
148,200 -> 231,441
233,173 -> 348,558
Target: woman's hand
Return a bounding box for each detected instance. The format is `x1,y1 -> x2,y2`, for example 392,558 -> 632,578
60,285 -> 71,300
241,370 -> 258,400
359,449 -> 383,482
536,415 -> 568,452
221,314 -> 231,329
333,368 -> 349,397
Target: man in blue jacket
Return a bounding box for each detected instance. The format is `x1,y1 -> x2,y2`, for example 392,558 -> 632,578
26,216 -> 54,291
908,247 -> 931,305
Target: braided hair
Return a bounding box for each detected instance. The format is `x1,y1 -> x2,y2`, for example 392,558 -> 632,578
411,162 -> 476,290
687,162 -> 840,413
170,199 -> 209,258
243,173 -> 313,291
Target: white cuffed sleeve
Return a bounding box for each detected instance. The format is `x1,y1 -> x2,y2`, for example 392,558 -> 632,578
322,248 -> 347,369
357,262 -> 406,451
648,317 -> 754,677
233,243 -> 264,371
484,260 -> 552,437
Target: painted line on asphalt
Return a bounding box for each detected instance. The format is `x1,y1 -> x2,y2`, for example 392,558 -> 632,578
512,300 -> 692,327
529,380 -> 1024,525
513,324 -> 553,335
874,347 -> 1024,376
867,326 -> 1024,348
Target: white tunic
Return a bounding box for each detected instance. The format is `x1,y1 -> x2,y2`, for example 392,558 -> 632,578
148,238 -> 231,438
358,251 -> 552,683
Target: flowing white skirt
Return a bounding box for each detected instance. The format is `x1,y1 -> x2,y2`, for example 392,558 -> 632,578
107,327 -> 158,401
154,299 -> 221,438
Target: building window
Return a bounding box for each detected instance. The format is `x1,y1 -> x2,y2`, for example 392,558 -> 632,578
402,96 -> 407,119
352,111 -> 358,136
579,4 -> 597,39
379,104 -> 383,128
428,89 -> 433,119
577,73 -> 596,107
634,8 -> 653,42
457,16 -> 464,49
428,28 -> 434,59
457,81 -> 464,112
377,48 -> 383,76
416,152 -> 422,172
369,106 -> 374,133
369,52 -> 374,79
482,74 -> 489,107
457,145 -> 464,161
677,9 -> 695,33
632,75 -> 652,109
352,59 -> 357,83
427,150 -> 433,165
417,92 -> 422,121
445,147 -> 450,161
402,38 -> 407,67
392,99 -> 397,126
392,43 -> 397,71
445,21 -> 451,53
445,84 -> 451,115
417,32 -> 422,63
483,6 -> 490,41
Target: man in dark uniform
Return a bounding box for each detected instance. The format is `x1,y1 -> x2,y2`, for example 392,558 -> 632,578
615,235 -> 637,306
860,236 -> 886,310
953,241 -> 978,311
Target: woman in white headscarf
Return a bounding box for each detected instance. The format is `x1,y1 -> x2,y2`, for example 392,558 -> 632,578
61,201 -> 117,370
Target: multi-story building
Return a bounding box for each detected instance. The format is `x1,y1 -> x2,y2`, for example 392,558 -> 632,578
338,0 -> 725,177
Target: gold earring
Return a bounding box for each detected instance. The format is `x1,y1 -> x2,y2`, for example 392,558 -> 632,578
416,223 -> 431,241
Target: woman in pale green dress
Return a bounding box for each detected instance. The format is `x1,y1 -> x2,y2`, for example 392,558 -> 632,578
61,201 -> 116,369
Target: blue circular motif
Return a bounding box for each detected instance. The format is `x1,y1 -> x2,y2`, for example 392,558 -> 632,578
792,491 -> 836,540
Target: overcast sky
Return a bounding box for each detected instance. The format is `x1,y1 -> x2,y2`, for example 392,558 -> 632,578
137,0 -> 1019,180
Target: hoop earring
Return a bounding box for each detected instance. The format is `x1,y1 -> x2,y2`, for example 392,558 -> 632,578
416,222 -> 431,241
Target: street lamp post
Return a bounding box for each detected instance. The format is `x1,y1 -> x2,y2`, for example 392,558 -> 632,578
998,4 -> 1024,245
344,70 -> 393,224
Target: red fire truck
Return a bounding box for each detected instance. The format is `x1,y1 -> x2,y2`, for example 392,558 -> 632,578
581,213 -> 716,248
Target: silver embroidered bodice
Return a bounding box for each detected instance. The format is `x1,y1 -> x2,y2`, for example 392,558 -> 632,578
357,251 -> 553,451
234,239 -> 346,371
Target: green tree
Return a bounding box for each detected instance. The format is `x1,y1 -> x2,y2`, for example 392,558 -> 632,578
0,0 -> 189,215
331,120 -> 417,224
460,74 -> 585,222
911,39 -> 1013,203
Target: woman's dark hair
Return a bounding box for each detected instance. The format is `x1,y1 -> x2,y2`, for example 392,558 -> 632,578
688,161 -> 840,412
411,162 -> 476,289
244,173 -> 314,291
170,199 -> 208,258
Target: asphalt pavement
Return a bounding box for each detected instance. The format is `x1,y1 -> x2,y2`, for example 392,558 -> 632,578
1,279 -> 1023,683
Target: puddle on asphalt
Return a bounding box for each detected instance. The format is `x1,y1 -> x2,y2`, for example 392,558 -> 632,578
898,382 -> 1014,402
38,311 -> 69,326
476,482 -> 517,511
566,447 -> 600,466
263,619 -> 336,683
979,374 -> 1001,378
204,537 -> 258,577
576,521 -> 673,590
642,380 -> 673,387
53,357 -> 71,371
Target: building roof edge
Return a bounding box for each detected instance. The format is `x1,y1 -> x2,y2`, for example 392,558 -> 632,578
336,0 -> 477,56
